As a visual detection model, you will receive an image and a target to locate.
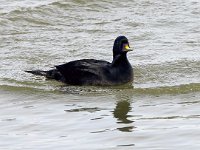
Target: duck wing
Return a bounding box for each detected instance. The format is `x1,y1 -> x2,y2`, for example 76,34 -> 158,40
56,59 -> 110,85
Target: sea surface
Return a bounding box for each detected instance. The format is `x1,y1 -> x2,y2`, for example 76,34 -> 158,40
0,0 -> 200,149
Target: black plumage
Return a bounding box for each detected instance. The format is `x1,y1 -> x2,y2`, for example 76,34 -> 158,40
26,36 -> 133,86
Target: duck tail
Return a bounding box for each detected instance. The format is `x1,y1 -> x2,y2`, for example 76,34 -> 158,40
25,69 -> 63,81
25,70 -> 48,76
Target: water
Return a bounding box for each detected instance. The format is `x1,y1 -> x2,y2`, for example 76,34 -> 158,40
0,0 -> 200,149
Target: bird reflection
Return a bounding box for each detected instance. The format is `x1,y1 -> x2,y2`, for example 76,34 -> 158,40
113,100 -> 133,124
113,94 -> 135,132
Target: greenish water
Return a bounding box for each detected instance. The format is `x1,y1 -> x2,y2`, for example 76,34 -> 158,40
0,0 -> 200,149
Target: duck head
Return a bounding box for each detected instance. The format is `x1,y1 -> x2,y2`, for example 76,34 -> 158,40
113,36 -> 132,58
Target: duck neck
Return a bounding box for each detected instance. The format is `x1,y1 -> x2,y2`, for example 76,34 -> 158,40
112,53 -> 129,66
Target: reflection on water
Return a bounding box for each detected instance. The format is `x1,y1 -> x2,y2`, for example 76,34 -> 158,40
113,100 -> 134,132
113,91 -> 135,132
114,100 -> 133,124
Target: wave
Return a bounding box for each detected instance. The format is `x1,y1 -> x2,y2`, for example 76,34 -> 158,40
133,59 -> 200,89
0,0 -> 57,14
134,83 -> 200,95
0,0 -> 69,28
0,0 -> 119,29
1,78 -> 200,96
0,0 -> 111,16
